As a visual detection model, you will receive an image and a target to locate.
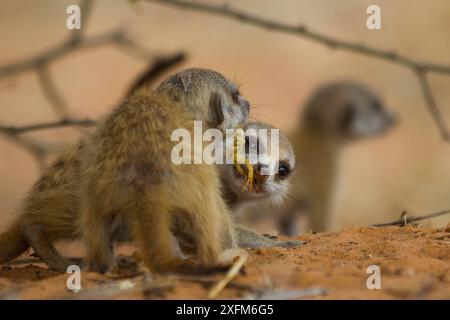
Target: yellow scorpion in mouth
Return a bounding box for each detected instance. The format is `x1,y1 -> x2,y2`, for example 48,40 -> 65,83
233,133 -> 254,192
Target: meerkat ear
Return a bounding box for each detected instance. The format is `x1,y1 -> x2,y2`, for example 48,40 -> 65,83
207,92 -> 225,127
178,72 -> 193,92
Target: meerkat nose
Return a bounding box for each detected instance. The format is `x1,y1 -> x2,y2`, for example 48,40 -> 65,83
238,96 -> 250,113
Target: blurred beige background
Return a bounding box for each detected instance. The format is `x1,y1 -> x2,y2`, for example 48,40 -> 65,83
1,0 -> 450,232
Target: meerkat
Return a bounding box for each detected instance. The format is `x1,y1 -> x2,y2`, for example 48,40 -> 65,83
174,121 -> 303,251
243,82 -> 395,235
0,68 -> 301,273
0,68 -> 251,273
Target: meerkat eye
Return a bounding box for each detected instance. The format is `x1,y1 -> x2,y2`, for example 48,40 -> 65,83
371,101 -> 382,111
231,90 -> 240,103
277,162 -> 291,179
341,103 -> 355,129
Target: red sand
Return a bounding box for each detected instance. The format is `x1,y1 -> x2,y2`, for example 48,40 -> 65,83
0,225 -> 449,299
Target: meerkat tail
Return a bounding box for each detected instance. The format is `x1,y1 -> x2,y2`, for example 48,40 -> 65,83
0,221 -> 29,263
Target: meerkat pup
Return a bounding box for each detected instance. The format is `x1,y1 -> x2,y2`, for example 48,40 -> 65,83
251,82 -> 395,235
174,121 -> 303,251
221,121 -> 303,248
0,68 -> 250,273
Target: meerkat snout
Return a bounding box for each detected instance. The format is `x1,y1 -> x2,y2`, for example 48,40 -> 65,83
221,121 -> 296,209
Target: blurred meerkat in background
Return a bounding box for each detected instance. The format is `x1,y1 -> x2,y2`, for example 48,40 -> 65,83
239,82 -> 396,235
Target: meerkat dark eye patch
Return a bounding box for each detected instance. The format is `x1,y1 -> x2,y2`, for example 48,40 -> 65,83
340,103 -> 355,129
277,161 -> 291,179
231,90 -> 240,103
207,92 -> 224,127
371,100 -> 382,111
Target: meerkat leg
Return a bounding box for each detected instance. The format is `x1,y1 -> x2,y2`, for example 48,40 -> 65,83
129,200 -> 177,272
172,201 -> 236,258
22,223 -> 72,272
81,203 -> 115,273
216,198 -> 237,250
234,224 -> 305,249
181,188 -> 236,265
183,203 -> 221,265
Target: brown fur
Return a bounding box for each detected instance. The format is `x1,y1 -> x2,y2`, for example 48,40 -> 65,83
78,91 -> 236,272
0,68 -> 247,273
176,121 -> 304,250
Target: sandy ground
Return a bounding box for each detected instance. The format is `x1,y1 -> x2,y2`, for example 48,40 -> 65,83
0,224 -> 449,300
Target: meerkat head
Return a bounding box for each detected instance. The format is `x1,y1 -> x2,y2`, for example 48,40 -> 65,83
222,121 -> 296,207
301,82 -> 395,143
156,68 -> 250,131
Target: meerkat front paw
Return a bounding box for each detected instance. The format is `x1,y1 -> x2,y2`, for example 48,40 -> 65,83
262,234 -> 306,248
272,239 -> 306,248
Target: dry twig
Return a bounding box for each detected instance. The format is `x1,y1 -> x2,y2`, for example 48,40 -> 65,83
145,0 -> 450,142
207,251 -> 248,299
126,52 -> 186,96
372,209 -> 450,227
0,0 -> 185,166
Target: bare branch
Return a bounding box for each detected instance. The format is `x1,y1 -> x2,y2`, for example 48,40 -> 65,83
145,0 -> 450,141
207,251 -> 248,299
36,64 -> 70,118
125,52 -> 186,96
0,118 -> 95,169
416,70 -> 450,141
372,209 -> 450,227
145,0 -> 450,74
0,30 -> 124,78
0,8 -> 185,168
0,118 -> 96,135
71,0 -> 95,44
0,27 -> 160,80
113,35 -> 157,61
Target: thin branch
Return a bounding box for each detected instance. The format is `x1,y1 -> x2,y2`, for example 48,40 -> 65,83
372,209 -> 450,227
145,0 -> 450,141
145,0 -> 450,74
36,64 -> 70,118
0,8 -> 182,167
0,30 -> 124,78
416,69 -> 450,141
171,273 -> 261,293
0,118 -> 96,135
207,251 -> 248,299
0,118 -> 95,170
113,35 -> 158,61
249,287 -> 328,300
71,0 -> 95,44
0,28 -> 159,80
125,52 -> 186,96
